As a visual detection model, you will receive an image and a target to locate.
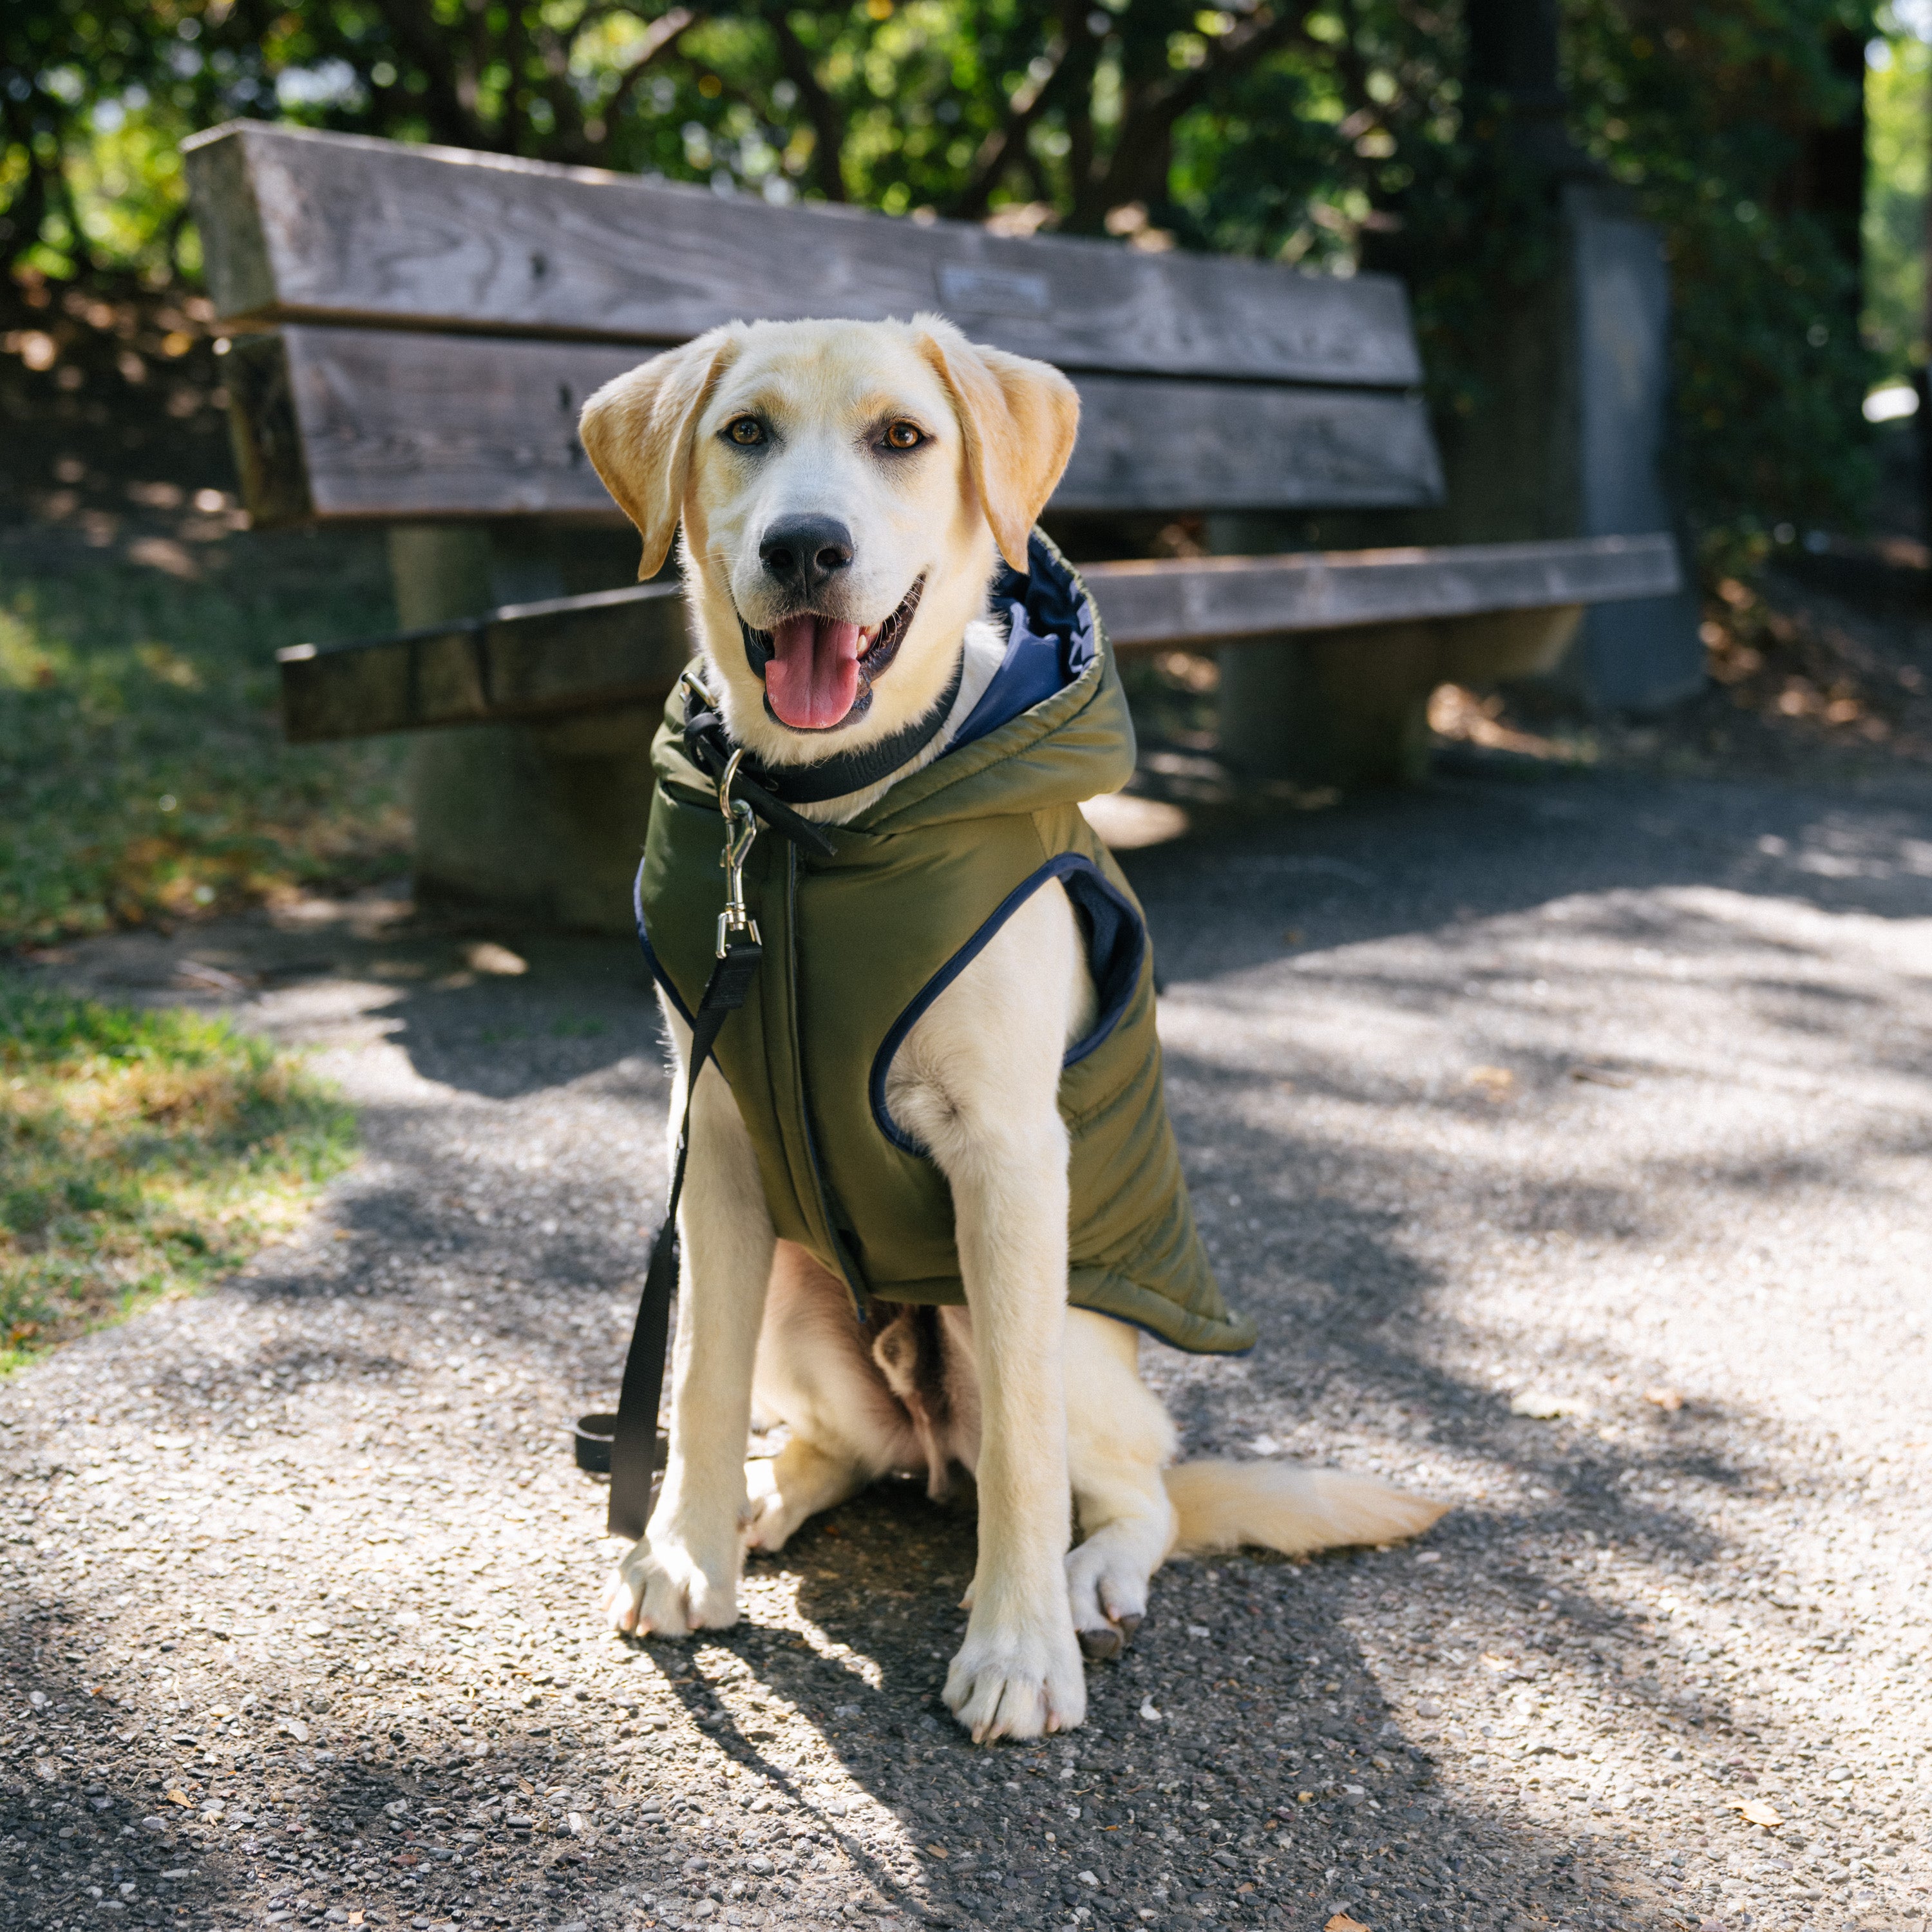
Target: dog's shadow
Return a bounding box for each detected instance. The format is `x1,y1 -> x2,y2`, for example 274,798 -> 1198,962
620,1443 -> 1730,1932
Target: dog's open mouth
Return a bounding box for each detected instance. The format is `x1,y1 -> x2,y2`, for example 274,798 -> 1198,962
740,577 -> 925,732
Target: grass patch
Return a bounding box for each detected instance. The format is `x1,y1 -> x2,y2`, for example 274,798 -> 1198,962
0,973 -> 356,1371
0,535 -> 409,945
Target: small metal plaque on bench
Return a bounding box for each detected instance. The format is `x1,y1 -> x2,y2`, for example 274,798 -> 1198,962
936,265 -> 1052,315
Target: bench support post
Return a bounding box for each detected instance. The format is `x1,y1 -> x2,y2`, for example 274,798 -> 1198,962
1215,606 -> 1584,789
1217,629 -> 1434,789
392,526 -> 654,934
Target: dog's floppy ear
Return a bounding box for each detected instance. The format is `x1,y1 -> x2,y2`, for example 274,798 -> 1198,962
580,327 -> 743,579
914,315 -> 1079,574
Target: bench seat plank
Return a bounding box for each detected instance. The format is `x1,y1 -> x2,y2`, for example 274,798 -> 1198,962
227,326 -> 1444,524
276,536 -> 1679,743
1087,536 -> 1680,645
185,121 -> 1423,388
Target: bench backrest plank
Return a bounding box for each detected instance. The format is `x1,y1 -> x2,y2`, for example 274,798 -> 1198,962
229,325 -> 1444,525
184,122 -> 1423,388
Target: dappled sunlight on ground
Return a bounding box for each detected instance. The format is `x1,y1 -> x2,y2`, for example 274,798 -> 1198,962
4,759 -> 1929,1932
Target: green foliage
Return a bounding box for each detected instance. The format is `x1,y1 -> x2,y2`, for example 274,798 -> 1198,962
1565,0 -> 1879,558
1864,23 -> 1927,378
0,0 -> 1882,558
0,539 -> 406,945
0,971 -> 356,1370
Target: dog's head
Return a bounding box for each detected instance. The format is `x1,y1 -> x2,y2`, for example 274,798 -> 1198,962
580,316 -> 1078,764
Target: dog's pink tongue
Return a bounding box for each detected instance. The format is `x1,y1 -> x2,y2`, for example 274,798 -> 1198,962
764,614 -> 863,729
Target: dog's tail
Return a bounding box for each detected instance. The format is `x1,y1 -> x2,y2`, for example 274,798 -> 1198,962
1162,1460 -> 1449,1559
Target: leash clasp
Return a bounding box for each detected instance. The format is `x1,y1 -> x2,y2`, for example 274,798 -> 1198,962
715,747 -> 762,956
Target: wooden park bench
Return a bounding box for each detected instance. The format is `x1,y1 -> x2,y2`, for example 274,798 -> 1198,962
182,120 -> 1680,929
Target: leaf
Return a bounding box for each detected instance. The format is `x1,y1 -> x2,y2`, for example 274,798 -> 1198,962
1644,1387 -> 1685,1412
464,942 -> 527,976
1326,1915 -> 1373,1931
1569,1064 -> 1634,1088
1734,1798 -> 1783,1828
1466,1065 -> 1514,1100
166,1790 -> 191,1807
1510,1390 -> 1583,1419
925,1843 -> 949,1858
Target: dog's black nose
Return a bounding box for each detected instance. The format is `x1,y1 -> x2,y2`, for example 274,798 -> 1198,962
759,516 -> 854,598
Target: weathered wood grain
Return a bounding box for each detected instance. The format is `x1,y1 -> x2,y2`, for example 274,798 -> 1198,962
278,536 -> 1677,742
278,582 -> 691,741
1082,535 -> 1681,644
183,120 -> 1423,388
230,327 -> 1444,526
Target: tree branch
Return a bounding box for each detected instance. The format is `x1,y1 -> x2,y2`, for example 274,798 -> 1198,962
947,33 -> 1069,222
1087,1 -> 1316,214
598,7 -> 699,126
372,0 -> 488,147
764,6 -> 848,202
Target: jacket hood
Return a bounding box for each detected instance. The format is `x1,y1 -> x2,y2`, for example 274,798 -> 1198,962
652,531 -> 1137,835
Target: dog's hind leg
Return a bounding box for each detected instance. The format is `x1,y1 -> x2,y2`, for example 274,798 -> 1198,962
1063,1309 -> 1178,1660
743,1438 -> 871,1553
605,1001 -> 775,1640
743,1243 -> 918,1553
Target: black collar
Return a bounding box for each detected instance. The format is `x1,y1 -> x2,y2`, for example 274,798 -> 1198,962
680,652 -> 965,855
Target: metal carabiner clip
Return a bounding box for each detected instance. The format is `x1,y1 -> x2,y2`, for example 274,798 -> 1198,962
715,746 -> 762,956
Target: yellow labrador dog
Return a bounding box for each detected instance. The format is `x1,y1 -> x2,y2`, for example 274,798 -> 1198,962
579,316 -> 1444,1742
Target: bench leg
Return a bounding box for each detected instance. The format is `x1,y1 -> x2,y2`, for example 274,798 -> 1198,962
1214,605 -> 1584,791
1216,623 -> 1438,790
391,526 -> 654,934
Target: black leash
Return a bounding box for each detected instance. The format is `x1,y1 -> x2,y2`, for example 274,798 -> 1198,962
603,929 -> 763,1540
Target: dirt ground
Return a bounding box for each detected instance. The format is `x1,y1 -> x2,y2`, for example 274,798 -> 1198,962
5,687 -> 1931,1932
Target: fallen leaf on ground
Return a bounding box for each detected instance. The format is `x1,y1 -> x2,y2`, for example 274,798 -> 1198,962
1569,1064 -> 1635,1088
925,1843 -> 949,1857
464,941 -> 527,976
1511,1389 -> 1584,1419
1326,1915 -> 1372,1932
165,1790 -> 190,1806
1734,1798 -> 1783,1828
1467,1065 -> 1515,1099
1645,1387 -> 1685,1412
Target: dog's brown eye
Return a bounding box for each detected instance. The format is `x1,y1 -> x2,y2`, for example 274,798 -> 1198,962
882,421 -> 925,451
725,417 -> 766,447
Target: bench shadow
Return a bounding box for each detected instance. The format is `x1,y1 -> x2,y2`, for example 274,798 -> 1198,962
1116,762 -> 1932,999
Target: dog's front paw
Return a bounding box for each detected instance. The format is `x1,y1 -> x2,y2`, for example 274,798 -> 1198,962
943,1604 -> 1087,1742
602,1530 -> 741,1638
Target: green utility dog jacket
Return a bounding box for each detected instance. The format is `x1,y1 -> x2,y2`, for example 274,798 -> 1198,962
634,535 -> 1255,1356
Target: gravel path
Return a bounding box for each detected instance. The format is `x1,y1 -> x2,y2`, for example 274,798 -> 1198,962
5,759 -> 1930,1932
